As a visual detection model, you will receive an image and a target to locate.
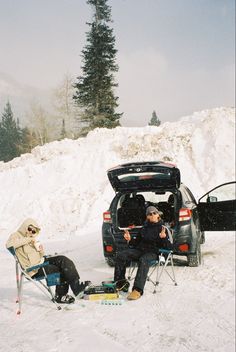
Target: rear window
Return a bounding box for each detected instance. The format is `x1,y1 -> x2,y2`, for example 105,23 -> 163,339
118,171 -> 172,183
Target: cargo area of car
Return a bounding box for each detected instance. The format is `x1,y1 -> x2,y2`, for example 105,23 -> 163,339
114,191 -> 177,229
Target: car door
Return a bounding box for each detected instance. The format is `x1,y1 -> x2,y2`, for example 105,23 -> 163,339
198,181 -> 236,231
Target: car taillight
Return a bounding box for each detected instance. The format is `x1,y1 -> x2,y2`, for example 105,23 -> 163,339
178,244 -> 189,252
105,245 -> 114,252
103,211 -> 112,223
179,208 -> 192,221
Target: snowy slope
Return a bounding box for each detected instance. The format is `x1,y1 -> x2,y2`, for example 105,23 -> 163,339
0,107 -> 234,239
0,107 -> 235,352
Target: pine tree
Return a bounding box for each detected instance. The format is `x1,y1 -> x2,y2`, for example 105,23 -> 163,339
148,110 -> 161,126
0,102 -> 21,162
73,0 -> 122,132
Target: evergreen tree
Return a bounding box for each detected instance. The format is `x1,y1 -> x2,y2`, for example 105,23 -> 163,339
73,0 -> 122,132
148,110 -> 161,126
0,102 -> 21,162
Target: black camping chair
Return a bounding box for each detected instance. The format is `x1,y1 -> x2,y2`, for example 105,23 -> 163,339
127,226 -> 177,293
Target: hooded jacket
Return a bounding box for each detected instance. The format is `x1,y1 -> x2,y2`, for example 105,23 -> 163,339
6,218 -> 45,276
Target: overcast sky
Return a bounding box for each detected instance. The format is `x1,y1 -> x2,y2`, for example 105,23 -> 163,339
0,0 -> 235,126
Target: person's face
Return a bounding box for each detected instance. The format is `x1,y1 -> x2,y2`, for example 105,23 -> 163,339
146,211 -> 160,223
26,226 -> 38,237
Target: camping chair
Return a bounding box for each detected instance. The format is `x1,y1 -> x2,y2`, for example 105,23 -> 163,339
8,246 -> 62,314
127,249 -> 177,293
147,248 -> 177,293
127,226 -> 177,293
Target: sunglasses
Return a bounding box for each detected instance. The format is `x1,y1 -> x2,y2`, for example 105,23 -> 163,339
28,227 -> 37,234
147,212 -> 159,216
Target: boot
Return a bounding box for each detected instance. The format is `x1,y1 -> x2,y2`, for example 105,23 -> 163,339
55,294 -> 75,304
76,281 -> 91,298
127,289 -> 141,300
116,280 -> 130,293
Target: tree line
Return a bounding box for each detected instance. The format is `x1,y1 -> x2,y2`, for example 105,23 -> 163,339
0,0 -> 161,163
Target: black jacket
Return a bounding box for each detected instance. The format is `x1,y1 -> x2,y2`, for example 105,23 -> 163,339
130,220 -> 173,254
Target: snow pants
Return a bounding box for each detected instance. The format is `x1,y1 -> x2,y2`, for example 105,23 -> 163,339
34,255 -> 81,297
114,249 -> 158,294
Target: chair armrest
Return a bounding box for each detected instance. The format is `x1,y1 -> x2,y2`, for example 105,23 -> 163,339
159,248 -> 173,254
26,261 -> 49,272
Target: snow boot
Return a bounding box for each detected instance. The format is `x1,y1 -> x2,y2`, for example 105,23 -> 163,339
55,294 -> 75,304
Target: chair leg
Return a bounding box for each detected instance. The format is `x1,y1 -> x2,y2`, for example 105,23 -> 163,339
11,251 -> 62,313
127,261 -> 137,281
152,263 -> 160,294
30,279 -> 62,310
146,263 -> 160,294
169,255 -> 178,286
16,273 -> 24,315
41,267 -> 62,308
156,253 -> 177,286
15,263 -> 20,303
29,267 -> 62,310
17,272 -> 62,312
147,253 -> 177,293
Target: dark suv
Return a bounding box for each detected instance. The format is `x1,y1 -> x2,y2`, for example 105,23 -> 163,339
102,161 -> 236,267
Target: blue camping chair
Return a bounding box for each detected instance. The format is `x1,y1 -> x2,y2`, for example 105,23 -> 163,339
8,246 -> 62,314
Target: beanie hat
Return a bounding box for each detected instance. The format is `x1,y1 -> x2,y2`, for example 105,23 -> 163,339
146,206 -> 159,216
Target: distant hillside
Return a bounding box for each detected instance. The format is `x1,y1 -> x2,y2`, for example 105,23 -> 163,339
0,72 -> 51,124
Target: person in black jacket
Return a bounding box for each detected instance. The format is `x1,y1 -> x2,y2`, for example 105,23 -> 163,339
114,206 -> 173,300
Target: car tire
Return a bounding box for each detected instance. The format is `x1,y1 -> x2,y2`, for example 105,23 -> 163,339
106,258 -> 116,267
187,242 -> 202,267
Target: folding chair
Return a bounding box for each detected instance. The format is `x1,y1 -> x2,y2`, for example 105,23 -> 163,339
127,249 -> 177,293
8,246 -> 62,314
127,226 -> 177,294
147,225 -> 177,293
147,248 -> 177,293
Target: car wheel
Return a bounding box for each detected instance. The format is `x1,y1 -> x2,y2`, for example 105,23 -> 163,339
106,258 -> 116,267
187,242 -> 202,267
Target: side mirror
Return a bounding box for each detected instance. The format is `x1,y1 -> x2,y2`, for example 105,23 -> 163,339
207,195 -> 218,203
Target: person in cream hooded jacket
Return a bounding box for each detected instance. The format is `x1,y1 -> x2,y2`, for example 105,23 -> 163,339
6,218 -> 44,277
6,218 -> 91,304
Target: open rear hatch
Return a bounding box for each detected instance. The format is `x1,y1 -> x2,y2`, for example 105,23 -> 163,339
107,161 -> 181,192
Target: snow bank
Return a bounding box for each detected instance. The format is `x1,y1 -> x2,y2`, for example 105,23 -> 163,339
0,107 -> 234,240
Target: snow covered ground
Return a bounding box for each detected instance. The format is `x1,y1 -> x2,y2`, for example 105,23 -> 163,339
0,107 -> 235,351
